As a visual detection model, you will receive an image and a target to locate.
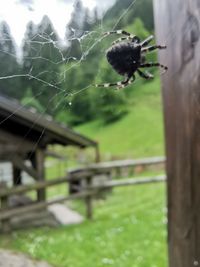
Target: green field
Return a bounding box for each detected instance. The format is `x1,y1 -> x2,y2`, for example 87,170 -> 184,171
0,184 -> 167,267
0,77 -> 167,266
77,77 -> 164,159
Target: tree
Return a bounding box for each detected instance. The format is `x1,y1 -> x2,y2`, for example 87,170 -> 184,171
22,21 -> 36,94
60,38 -> 102,125
22,16 -> 62,114
93,8 -> 100,27
104,0 -> 154,31
21,87 -> 44,113
65,0 -> 85,60
66,0 -> 85,36
82,8 -> 92,31
92,58 -> 128,124
0,21 -> 21,99
98,90 -> 128,124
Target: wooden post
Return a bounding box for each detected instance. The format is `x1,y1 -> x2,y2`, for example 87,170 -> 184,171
36,149 -> 46,202
32,149 -> 46,202
95,144 -> 101,163
85,176 -> 93,219
12,165 -> 22,186
154,1 -> 200,266
0,182 -> 10,233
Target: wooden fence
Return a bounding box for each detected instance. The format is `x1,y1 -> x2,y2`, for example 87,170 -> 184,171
0,156 -> 166,232
69,156 -> 165,176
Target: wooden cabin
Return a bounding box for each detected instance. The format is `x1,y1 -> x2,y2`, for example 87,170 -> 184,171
0,94 -> 98,202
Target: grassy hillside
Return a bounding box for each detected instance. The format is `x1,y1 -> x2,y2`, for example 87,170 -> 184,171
77,77 -> 165,159
0,183 -> 167,267
0,77 -> 167,267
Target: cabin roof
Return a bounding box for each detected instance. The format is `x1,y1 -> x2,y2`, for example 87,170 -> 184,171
0,95 -> 97,148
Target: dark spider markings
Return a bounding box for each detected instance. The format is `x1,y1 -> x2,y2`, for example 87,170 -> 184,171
95,30 -> 167,89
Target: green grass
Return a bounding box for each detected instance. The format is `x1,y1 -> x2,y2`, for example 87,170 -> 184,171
0,77 -> 167,266
0,184 -> 167,267
76,77 -> 164,159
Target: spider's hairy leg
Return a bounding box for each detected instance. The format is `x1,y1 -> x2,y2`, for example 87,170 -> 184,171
112,36 -> 132,45
140,62 -> 168,71
140,35 -> 154,47
95,83 -> 115,88
142,45 -> 167,53
137,69 -> 154,80
95,75 -> 135,89
117,75 -> 135,89
102,30 -> 137,39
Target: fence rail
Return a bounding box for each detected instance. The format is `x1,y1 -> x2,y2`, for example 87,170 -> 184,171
88,175 -> 166,190
0,156 -> 166,232
68,156 -> 165,174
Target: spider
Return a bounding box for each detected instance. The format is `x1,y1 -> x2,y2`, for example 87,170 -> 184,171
95,30 -> 167,89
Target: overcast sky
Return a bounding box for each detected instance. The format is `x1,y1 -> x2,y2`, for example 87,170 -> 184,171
0,0 -> 116,45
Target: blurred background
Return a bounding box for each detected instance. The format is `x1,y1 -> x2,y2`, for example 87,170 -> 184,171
0,0 -> 163,160
0,1 -> 167,267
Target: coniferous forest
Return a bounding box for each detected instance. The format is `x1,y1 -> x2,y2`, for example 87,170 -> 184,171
0,0 -> 154,126
0,2 -> 168,266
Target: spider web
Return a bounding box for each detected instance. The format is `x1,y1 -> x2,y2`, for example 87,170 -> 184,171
0,0 -> 196,185
0,0 -> 177,220
0,0 -> 182,187
0,0 -> 194,128
0,3 -> 198,266
0,2 -> 170,265
0,0 -> 143,113
0,0 -> 141,186
0,0 -> 187,185
0,26 -> 105,117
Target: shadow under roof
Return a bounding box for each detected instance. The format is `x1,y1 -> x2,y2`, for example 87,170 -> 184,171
0,95 -> 97,148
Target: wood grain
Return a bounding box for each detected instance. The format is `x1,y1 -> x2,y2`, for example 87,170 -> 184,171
154,0 -> 200,266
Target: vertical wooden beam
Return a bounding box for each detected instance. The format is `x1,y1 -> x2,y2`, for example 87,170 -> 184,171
95,144 -> 101,163
37,149 -> 46,202
85,176 -> 93,219
12,165 -> 22,186
0,182 -> 10,233
32,149 -> 46,202
154,1 -> 200,266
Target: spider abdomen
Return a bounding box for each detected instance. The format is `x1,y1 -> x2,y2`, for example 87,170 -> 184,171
106,42 -> 141,76
95,31 -> 167,89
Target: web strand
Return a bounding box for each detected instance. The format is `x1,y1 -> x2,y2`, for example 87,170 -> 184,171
0,0 -> 153,190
